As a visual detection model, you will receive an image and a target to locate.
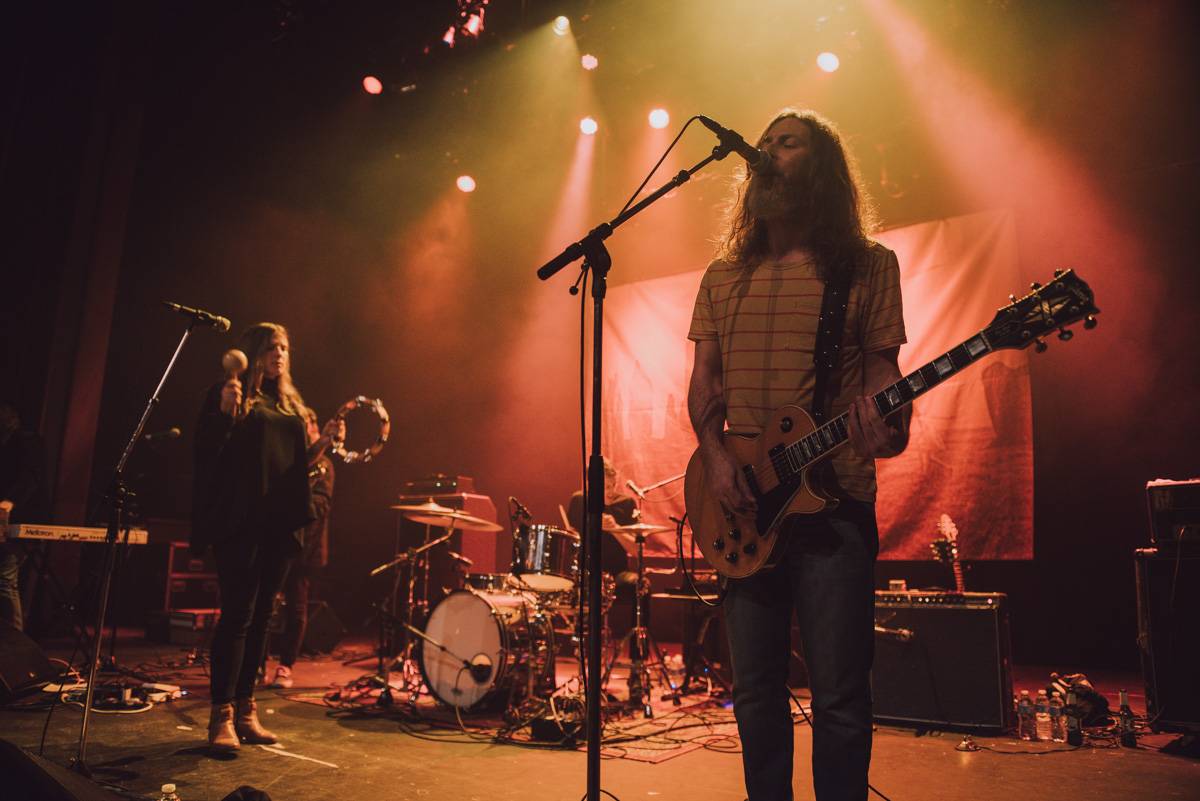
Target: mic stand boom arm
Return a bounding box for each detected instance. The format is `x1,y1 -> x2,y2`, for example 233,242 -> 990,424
535,136 -> 738,801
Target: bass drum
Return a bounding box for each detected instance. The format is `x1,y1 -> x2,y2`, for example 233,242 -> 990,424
418,590 -> 555,711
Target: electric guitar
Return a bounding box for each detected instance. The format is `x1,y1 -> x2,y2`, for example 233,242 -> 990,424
929,513 -> 966,593
684,269 -> 1098,579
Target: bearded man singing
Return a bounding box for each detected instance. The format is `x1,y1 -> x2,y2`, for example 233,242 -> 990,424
687,109 -> 910,801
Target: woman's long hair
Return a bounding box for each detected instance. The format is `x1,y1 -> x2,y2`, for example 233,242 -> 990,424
716,109 -> 878,284
236,322 -> 307,418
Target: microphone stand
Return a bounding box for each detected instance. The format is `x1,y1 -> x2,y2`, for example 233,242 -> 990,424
537,136 -> 739,801
72,319 -> 203,777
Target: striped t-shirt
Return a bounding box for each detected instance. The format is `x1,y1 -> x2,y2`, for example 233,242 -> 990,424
688,243 -> 906,503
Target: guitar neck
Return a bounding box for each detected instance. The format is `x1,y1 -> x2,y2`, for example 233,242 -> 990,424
784,330 -> 995,470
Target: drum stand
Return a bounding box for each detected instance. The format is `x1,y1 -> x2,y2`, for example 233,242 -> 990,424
365,525 -> 455,704
602,532 -> 676,717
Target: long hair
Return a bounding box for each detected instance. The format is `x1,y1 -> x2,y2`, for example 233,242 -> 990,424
235,322 -> 306,418
716,109 -> 878,283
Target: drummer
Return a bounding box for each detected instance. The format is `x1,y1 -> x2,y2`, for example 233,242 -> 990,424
566,457 -> 638,580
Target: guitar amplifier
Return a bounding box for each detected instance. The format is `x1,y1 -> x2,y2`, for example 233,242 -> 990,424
1136,545 -> 1200,733
872,590 -> 1014,732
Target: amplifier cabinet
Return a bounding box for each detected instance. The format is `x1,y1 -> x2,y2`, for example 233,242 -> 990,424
1136,545 -> 1200,733
871,591 -> 1014,732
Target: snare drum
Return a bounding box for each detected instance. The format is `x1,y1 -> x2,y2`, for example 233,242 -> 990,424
418,590 -> 554,711
464,573 -> 512,592
512,524 -> 579,592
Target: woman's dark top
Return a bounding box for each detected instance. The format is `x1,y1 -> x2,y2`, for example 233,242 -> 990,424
191,378 -> 314,554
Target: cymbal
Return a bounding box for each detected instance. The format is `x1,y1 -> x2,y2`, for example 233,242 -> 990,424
391,501 -> 503,532
609,522 -> 674,535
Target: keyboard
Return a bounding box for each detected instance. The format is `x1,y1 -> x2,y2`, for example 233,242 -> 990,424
2,523 -> 149,545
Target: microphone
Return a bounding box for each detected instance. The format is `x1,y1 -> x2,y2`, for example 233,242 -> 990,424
143,426 -> 181,442
162,301 -> 231,332
697,116 -> 772,173
509,496 -> 533,521
625,480 -> 647,501
468,653 -> 493,683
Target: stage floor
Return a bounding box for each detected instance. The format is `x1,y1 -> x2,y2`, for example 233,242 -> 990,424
2,634 -> 1197,801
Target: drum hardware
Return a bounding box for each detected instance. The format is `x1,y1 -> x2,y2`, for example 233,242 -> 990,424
599,523 -> 679,717
512,523 -> 580,592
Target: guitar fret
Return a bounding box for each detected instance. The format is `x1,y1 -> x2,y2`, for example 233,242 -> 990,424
965,334 -> 989,358
932,354 -> 954,377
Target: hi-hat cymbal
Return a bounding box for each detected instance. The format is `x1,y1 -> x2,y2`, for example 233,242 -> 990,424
610,522 -> 674,535
389,501 -> 503,532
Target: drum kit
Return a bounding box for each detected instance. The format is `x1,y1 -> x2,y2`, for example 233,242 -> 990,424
367,498 -> 682,718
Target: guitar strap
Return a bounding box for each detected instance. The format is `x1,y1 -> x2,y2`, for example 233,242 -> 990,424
811,268 -> 853,423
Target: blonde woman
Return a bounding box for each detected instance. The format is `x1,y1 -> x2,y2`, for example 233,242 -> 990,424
192,322 -> 339,750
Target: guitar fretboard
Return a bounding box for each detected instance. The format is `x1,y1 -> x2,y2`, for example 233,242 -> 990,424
768,331 -> 994,479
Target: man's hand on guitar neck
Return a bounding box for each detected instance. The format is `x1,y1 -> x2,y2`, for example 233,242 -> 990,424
848,347 -> 910,459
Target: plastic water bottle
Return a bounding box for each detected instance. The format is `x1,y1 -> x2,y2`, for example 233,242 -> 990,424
1034,689 -> 1052,741
1118,689 -> 1137,747
158,784 -> 180,801
1065,689 -> 1083,746
1049,691 -> 1066,742
1017,690 -> 1035,741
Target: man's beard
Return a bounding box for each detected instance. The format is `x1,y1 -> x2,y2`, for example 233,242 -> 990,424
745,168 -> 812,223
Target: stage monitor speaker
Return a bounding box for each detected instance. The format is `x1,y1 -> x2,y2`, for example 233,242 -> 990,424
1136,545 -> 1200,733
0,624 -> 57,701
0,738 -> 131,800
871,591 -> 1013,732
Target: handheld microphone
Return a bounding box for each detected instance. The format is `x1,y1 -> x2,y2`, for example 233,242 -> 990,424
697,116 -> 772,173
625,480 -> 647,501
143,426 -> 181,442
162,301 -> 231,332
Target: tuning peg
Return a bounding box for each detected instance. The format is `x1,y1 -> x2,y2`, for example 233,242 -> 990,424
1009,294 -> 1018,304
1083,316 -> 1097,330
1053,268 -> 1065,277
1034,338 -> 1048,353
1030,281 -> 1041,291
1057,328 -> 1074,341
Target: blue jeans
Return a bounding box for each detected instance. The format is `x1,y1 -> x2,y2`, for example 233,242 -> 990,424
723,500 -> 878,801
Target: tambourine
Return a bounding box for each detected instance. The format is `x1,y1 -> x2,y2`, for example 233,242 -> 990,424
330,396 -> 390,464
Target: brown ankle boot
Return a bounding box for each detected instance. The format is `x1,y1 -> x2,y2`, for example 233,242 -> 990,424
208,702 -> 240,751
234,697 -> 278,744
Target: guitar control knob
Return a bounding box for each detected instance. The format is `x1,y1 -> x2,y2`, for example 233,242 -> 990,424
728,527 -> 741,541
743,542 -> 757,555
725,552 -> 739,564
713,538 -> 725,551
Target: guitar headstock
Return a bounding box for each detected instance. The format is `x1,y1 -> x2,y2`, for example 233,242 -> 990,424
984,269 -> 1099,353
930,513 -> 959,563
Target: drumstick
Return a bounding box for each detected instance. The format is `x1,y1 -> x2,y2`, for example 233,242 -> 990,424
558,504 -> 576,534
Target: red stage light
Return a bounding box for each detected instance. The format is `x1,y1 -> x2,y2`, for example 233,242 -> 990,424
362,75 -> 383,95
456,175 -> 477,193
817,51 -> 840,72
648,108 -> 670,129
581,54 -> 599,71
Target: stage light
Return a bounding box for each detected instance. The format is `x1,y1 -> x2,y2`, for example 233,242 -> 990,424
553,16 -> 570,36
648,108 -> 670,129
457,175 -> 476,193
817,51 -> 840,72
463,12 -> 483,37
580,117 -> 598,135
442,25 -> 456,46
362,75 -> 383,95
581,53 -> 598,71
